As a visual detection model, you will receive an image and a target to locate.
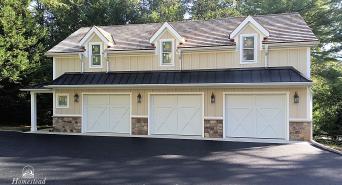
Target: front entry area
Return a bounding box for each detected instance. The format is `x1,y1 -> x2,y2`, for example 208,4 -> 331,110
225,94 -> 288,140
83,94 -> 131,133
149,94 -> 203,136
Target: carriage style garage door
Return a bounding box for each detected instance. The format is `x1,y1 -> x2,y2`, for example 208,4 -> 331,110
83,94 -> 130,133
225,94 -> 288,140
150,94 -> 203,136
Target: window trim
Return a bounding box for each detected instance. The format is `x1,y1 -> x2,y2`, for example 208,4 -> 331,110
159,39 -> 175,66
240,34 -> 257,64
89,42 -> 103,68
56,93 -> 69,109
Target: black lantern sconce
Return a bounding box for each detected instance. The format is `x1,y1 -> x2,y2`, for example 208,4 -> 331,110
211,92 -> 215,104
74,93 -> 79,103
294,92 -> 299,104
137,93 -> 142,103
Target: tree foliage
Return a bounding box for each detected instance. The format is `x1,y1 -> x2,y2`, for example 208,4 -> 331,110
0,0 -> 341,138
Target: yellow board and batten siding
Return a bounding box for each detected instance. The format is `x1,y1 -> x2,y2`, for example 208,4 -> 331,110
52,22 -> 311,122
54,87 -> 309,121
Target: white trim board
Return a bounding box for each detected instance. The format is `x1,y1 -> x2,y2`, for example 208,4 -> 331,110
230,16 -> 269,38
47,82 -> 312,89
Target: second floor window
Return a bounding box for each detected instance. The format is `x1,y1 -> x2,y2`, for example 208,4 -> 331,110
160,40 -> 174,65
240,34 -> 256,63
90,43 -> 102,67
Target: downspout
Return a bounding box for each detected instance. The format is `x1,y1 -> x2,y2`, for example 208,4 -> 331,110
264,44 -> 269,67
104,49 -> 109,73
178,48 -> 182,70
79,53 -> 84,73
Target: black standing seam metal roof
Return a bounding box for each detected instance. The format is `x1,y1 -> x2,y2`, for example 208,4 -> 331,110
50,67 -> 311,86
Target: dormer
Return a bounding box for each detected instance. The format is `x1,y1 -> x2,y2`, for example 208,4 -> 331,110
230,16 -> 269,64
79,26 -> 114,69
150,22 -> 184,67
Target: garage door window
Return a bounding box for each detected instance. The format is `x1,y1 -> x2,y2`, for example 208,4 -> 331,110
56,94 -> 69,108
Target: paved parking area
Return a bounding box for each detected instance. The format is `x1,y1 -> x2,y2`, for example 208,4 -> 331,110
0,131 -> 341,185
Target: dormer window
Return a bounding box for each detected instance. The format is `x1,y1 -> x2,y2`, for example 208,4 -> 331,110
89,43 -> 102,68
160,39 -> 174,66
240,34 -> 257,64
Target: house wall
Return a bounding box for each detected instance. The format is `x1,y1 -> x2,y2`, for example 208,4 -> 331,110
53,87 -> 309,120
53,23 -> 309,78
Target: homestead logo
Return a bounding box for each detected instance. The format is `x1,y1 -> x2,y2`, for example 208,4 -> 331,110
12,165 -> 47,184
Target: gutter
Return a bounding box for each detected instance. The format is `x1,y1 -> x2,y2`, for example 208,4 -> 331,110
46,82 -> 312,89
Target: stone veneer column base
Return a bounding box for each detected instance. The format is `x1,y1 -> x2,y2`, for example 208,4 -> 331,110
289,122 -> 311,141
53,116 -> 82,133
132,117 -> 148,135
204,119 -> 223,138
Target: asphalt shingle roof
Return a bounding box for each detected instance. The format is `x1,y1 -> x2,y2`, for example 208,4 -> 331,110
50,67 -> 311,86
48,13 -> 318,53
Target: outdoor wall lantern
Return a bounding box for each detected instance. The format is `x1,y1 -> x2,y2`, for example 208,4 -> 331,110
211,92 -> 215,104
137,93 -> 142,103
294,92 -> 299,104
74,93 -> 79,103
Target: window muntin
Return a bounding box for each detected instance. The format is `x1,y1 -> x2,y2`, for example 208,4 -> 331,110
240,35 -> 256,63
160,40 -> 174,65
56,94 -> 69,108
90,43 -> 102,67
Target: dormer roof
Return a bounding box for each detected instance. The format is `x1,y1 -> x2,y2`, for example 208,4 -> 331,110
230,16 -> 270,38
149,22 -> 185,43
79,26 -> 114,46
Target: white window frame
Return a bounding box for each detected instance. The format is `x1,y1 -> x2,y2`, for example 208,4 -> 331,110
56,93 -> 69,109
89,42 -> 103,68
240,34 -> 257,64
159,39 -> 175,66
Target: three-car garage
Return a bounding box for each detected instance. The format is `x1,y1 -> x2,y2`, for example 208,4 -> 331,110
82,92 -> 289,141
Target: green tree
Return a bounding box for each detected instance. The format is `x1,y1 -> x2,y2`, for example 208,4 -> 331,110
312,59 -> 342,138
0,0 -> 46,83
135,0 -> 187,23
190,0 -> 240,20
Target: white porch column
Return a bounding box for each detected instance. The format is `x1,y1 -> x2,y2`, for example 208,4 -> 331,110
30,92 -> 37,132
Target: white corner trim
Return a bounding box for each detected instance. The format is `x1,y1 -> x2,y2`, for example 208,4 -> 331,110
159,39 -> 175,66
131,115 -> 148,118
240,34 -> 258,64
56,93 -> 69,109
80,26 -> 112,46
52,57 -> 56,80
150,22 -> 185,43
289,118 -> 312,122
53,114 -> 82,117
88,42 -> 103,68
230,16 -> 269,38
306,47 -> 311,79
204,116 -> 223,120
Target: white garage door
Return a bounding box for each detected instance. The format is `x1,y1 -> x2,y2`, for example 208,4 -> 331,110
150,94 -> 203,136
225,94 -> 287,139
83,94 -> 130,133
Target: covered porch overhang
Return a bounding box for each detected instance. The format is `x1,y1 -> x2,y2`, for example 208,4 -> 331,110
20,87 -> 53,132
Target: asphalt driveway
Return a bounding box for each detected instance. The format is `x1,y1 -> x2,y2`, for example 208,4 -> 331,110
0,131 -> 341,185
